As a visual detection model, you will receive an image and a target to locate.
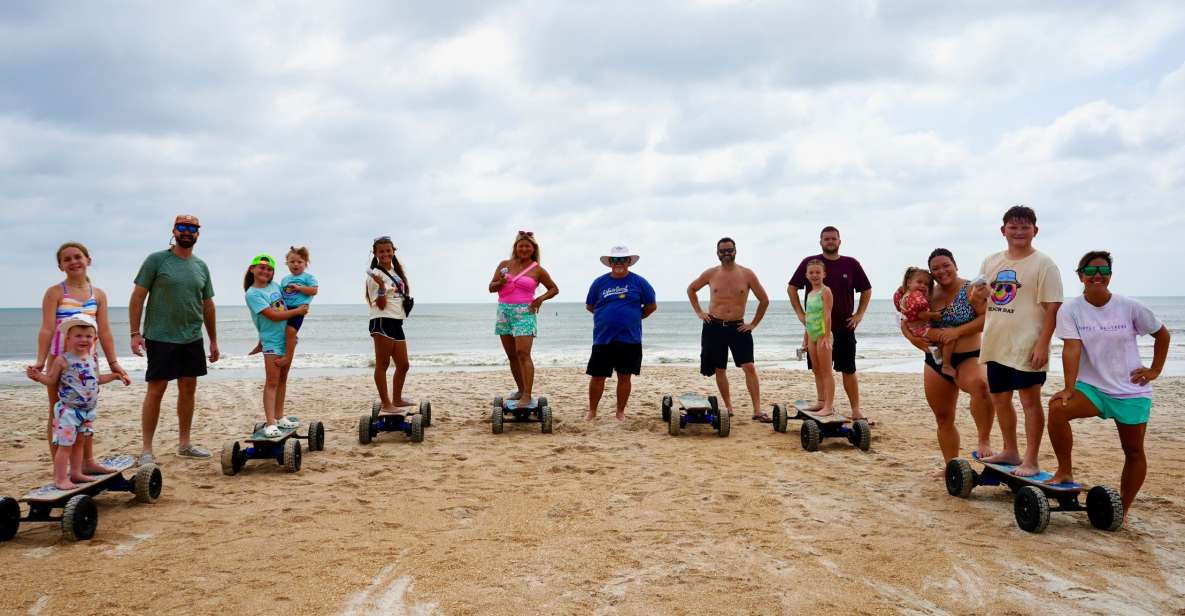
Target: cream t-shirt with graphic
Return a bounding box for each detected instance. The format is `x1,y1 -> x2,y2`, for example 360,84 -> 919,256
978,249 -> 1063,372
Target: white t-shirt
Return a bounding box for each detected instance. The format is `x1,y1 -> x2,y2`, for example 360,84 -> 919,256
1055,294 -> 1162,398
979,249 -> 1063,371
366,270 -> 406,320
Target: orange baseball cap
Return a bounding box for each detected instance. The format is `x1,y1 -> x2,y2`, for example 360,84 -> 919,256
174,214 -> 200,227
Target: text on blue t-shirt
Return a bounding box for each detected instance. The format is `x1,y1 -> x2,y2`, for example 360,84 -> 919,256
585,272 -> 656,345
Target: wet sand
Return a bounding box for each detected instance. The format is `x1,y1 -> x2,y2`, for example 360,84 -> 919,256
1,367 -> 1183,614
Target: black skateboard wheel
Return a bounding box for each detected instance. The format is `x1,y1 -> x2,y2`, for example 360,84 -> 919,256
493,396 -> 504,410
357,416 -> 373,445
62,494 -> 98,541
541,406 -> 553,434
945,458 -> 975,498
308,421 -> 326,451
0,496 -> 19,542
221,441 -> 242,476
661,395 -> 673,423
717,407 -> 730,437
772,404 -> 787,433
491,405 -> 504,434
707,395 -> 719,413
283,439 -> 302,472
133,464 -> 163,503
800,420 -> 821,452
1087,485 -> 1123,531
1014,486 -> 1050,533
419,401 -> 432,428
371,401 -> 382,420
668,406 -> 680,436
410,414 -> 424,443
849,419 -> 871,451
537,396 -> 548,409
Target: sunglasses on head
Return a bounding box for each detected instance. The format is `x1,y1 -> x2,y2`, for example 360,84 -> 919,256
175,224 -> 199,233
608,256 -> 630,264
518,230 -> 534,237
1080,265 -> 1112,277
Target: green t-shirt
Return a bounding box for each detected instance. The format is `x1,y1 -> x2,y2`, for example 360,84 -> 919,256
133,249 -> 215,344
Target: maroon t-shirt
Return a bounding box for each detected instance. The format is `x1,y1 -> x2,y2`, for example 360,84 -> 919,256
788,254 -> 871,333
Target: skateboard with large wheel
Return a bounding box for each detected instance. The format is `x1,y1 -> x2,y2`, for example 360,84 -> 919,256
1,454 -> 162,542
771,400 -> 870,452
221,417 -> 324,476
945,453 -> 1124,534
358,399 -> 431,444
663,393 -> 729,437
492,393 -> 552,434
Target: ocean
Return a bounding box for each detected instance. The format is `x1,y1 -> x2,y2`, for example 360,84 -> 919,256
2,299 -> 1183,386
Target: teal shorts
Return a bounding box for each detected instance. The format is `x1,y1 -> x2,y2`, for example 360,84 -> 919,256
1074,381 -> 1151,426
495,303 -> 537,337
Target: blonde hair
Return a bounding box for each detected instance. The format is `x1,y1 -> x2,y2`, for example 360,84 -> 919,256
56,242 -> 92,282
509,232 -> 540,263
805,258 -> 826,272
287,245 -> 310,262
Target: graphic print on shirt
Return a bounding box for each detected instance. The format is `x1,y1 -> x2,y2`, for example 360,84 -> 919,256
601,285 -> 630,300
989,269 -> 1022,307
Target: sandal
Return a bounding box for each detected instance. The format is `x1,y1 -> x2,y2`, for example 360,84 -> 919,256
277,417 -> 299,430
262,424 -> 282,438
751,412 -> 773,423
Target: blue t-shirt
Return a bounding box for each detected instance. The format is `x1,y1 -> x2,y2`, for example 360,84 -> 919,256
585,272 -> 656,345
246,283 -> 288,354
280,272 -> 318,308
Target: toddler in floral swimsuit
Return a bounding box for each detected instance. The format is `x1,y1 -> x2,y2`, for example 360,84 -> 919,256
894,267 -> 956,378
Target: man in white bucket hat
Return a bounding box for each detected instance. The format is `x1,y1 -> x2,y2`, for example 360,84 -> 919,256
585,245 -> 657,420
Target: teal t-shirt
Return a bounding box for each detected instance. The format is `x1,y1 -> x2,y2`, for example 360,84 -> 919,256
246,282 -> 288,355
133,249 -> 215,344
280,272 -> 318,308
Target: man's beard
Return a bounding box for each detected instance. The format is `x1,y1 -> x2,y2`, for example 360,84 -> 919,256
821,245 -> 838,256
176,236 -> 197,248
718,255 -> 734,264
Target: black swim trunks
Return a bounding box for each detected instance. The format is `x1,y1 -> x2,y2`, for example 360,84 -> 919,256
986,361 -> 1046,393
586,342 -> 643,378
700,318 -> 754,376
806,329 -> 857,374
924,349 -> 981,384
145,338 -> 207,382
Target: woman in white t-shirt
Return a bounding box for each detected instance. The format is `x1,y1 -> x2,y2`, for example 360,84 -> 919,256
366,236 -> 415,412
1048,250 -> 1171,524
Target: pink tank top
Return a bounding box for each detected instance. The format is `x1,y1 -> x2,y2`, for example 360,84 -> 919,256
498,262 -> 540,304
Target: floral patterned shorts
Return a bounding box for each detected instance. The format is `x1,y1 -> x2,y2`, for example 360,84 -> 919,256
495,303 -> 537,337
53,401 -> 95,447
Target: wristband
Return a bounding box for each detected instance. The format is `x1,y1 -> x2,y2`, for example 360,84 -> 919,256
130,332 -> 142,337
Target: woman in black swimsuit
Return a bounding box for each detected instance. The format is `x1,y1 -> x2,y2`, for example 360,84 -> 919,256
901,249 -> 995,471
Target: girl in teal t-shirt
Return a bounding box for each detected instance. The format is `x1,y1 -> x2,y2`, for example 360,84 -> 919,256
243,253 -> 309,438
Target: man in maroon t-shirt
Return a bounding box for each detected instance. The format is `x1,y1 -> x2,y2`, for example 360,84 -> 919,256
788,226 -> 873,422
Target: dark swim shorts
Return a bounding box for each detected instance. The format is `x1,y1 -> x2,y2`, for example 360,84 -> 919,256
925,349 -> 981,384
700,318 -> 754,376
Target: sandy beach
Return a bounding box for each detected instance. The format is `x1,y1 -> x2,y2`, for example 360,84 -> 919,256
1,367 -> 1183,615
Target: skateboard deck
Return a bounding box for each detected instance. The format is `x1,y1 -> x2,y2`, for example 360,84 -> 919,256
972,452 -> 1083,492
678,394 -> 713,410
247,417 -> 300,442
21,454 -> 136,503
792,400 -> 849,424
505,398 -> 539,410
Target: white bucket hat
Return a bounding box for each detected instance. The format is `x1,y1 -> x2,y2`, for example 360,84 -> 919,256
58,313 -> 98,336
600,245 -> 640,267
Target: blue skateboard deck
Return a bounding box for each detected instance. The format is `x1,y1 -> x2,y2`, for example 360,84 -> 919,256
505,398 -> 539,410
972,452 -> 1083,492
21,454 -> 137,502
792,400 -> 849,424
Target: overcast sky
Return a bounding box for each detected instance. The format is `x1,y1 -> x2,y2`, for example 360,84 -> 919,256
2,1 -> 1184,307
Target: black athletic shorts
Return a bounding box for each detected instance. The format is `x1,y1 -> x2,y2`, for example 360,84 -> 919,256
700,319 -> 754,376
925,349 -> 981,384
806,329 -> 857,374
287,314 -> 305,332
145,338 -> 207,382
986,361 -> 1046,393
369,317 -> 405,341
586,342 -> 643,377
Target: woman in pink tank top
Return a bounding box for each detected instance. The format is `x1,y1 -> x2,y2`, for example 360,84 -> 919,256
31,242 -> 127,470
488,231 -> 559,404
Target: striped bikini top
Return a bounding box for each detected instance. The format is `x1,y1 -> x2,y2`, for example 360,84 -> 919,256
52,281 -> 98,356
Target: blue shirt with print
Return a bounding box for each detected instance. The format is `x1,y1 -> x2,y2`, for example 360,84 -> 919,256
280,272 -> 318,308
586,272 -> 656,345
246,283 -> 288,354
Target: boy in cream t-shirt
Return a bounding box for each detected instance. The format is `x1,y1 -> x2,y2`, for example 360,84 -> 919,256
974,205 -> 1063,477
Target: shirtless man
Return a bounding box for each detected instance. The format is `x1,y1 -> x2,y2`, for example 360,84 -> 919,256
687,237 -> 772,422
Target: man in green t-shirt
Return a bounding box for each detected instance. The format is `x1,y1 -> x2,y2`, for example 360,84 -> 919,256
129,215 -> 220,465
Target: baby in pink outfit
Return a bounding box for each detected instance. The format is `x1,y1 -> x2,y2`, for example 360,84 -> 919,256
894,268 -> 955,377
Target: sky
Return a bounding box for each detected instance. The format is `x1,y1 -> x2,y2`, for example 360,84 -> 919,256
2,1 -> 1184,307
